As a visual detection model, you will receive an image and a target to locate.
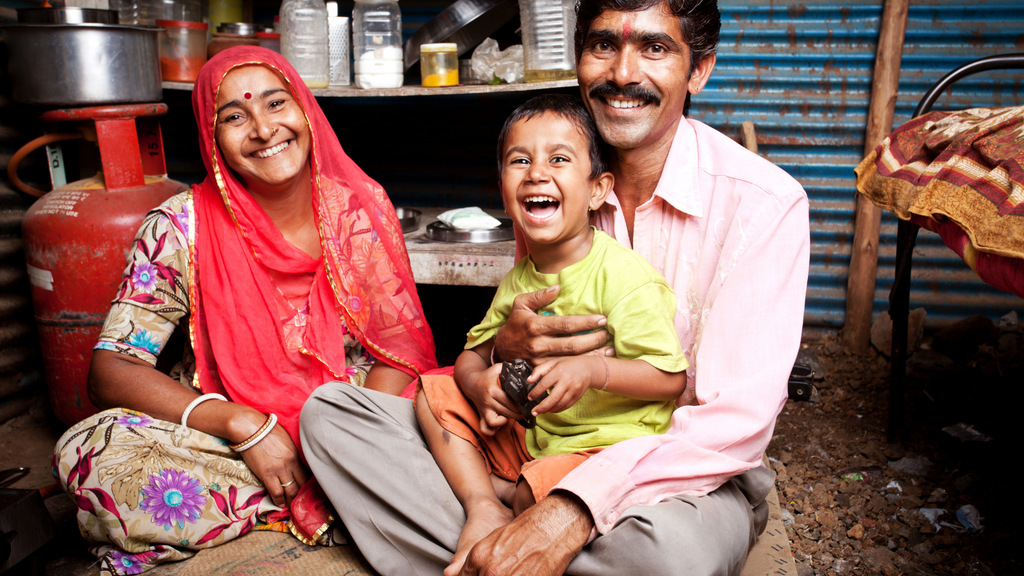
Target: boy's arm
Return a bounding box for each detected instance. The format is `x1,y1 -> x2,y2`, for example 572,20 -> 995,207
455,340 -> 520,435
525,356 -> 686,416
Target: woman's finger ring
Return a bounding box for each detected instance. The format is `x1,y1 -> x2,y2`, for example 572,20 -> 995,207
280,479 -> 296,488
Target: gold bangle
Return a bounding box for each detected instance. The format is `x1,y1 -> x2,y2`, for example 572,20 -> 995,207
230,413 -> 277,452
600,356 -> 610,391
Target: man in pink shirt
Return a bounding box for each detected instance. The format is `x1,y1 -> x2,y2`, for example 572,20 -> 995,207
301,0 -> 809,573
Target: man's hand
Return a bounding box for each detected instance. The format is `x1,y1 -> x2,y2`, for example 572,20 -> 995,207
494,286 -> 611,365
458,493 -> 594,576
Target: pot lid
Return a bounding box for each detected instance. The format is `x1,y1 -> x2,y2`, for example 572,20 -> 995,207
17,7 -> 119,24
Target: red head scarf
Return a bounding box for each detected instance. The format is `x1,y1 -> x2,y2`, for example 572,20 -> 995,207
189,47 -> 437,449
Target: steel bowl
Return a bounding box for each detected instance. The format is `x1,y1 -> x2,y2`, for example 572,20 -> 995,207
2,23 -> 162,106
395,207 -> 422,234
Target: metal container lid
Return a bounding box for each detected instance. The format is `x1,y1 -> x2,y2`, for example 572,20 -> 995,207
156,19 -> 208,30
421,43 -> 458,53
217,22 -> 257,35
17,7 -> 119,24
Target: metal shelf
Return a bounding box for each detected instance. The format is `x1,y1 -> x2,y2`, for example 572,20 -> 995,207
163,79 -> 577,97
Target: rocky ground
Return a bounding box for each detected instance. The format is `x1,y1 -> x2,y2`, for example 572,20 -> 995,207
772,313 -> 1023,576
4,310 -> 1022,575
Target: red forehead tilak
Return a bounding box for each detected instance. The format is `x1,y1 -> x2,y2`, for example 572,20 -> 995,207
244,92 -> 252,100
622,20 -> 632,39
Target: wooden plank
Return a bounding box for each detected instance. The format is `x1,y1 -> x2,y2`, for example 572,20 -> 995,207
842,0 -> 909,353
163,79 -> 578,98
403,207 -> 515,286
740,482 -> 798,576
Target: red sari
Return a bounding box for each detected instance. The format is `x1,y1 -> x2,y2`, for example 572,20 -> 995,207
189,46 -> 437,541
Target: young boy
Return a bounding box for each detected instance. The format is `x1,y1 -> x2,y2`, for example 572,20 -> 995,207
415,94 -> 689,575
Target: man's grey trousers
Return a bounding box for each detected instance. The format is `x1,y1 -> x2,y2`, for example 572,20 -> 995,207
300,383 -> 774,576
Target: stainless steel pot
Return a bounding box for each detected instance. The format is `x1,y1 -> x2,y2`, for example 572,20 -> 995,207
3,18 -> 162,106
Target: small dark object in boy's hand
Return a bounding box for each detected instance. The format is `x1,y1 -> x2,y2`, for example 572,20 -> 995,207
499,359 -> 542,428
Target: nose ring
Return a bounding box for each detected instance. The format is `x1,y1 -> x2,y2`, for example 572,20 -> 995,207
271,127 -> 279,137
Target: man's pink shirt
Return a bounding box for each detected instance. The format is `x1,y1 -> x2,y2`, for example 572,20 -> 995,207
518,117 -> 811,535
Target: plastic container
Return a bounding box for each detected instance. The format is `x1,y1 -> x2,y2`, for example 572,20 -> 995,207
280,0 -> 330,89
518,0 -> 577,82
420,43 -> 458,86
353,0 -> 403,89
110,0 -> 203,25
257,31 -> 281,53
157,19 -> 208,82
207,23 -> 259,58
326,2 -> 350,86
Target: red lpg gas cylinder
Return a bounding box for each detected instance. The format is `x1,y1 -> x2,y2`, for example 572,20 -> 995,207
12,104 -> 187,425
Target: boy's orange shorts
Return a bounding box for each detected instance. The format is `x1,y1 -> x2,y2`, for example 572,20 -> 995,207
419,371 -> 600,504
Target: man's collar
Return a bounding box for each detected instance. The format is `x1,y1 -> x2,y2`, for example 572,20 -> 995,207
652,116 -> 702,218
604,117 -> 703,219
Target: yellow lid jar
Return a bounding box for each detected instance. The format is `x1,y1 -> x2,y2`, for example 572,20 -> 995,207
420,43 -> 459,87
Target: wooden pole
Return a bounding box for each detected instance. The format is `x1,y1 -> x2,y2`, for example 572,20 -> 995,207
741,121 -> 759,154
843,0 -> 910,353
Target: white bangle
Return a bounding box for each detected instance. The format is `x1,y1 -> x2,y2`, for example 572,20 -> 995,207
181,393 -> 227,428
231,414 -> 278,452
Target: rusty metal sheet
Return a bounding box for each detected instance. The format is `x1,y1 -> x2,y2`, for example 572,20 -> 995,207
690,0 -> 1024,329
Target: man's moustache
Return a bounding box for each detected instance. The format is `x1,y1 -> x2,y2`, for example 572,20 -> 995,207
588,83 -> 662,106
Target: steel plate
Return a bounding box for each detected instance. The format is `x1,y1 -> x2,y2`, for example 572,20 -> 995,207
403,0 -> 518,72
425,219 -> 514,243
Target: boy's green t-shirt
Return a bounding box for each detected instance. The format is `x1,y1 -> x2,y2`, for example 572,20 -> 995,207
467,230 -> 688,458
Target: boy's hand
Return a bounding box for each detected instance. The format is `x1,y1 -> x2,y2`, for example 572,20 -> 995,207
463,362 -> 521,435
525,356 -> 601,416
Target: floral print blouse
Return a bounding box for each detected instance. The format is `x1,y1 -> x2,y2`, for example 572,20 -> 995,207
95,191 -> 374,390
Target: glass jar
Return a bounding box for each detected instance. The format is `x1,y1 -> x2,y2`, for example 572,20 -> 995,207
157,19 -> 208,82
518,0 -> 576,82
111,0 -> 203,25
280,0 -> 330,89
420,43 -> 458,87
353,0 -> 402,89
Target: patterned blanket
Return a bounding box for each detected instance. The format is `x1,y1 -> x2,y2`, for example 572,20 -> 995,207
856,106 -> 1024,297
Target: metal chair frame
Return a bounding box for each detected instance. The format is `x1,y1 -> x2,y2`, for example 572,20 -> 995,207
887,53 -> 1024,442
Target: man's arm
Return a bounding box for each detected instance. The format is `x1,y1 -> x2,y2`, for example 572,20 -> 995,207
556,190 -> 811,534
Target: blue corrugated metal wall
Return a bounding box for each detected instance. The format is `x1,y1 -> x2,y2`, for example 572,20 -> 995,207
688,0 -> 1024,330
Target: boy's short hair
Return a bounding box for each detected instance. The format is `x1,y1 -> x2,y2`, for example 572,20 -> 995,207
496,94 -> 609,181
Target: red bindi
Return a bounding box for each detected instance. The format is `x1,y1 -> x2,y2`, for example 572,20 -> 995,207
244,92 -> 252,99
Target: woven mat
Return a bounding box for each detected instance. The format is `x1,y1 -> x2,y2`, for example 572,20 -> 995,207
177,531 -> 378,576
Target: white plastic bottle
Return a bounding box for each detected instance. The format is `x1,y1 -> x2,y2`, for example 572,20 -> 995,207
353,0 -> 403,89
280,0 -> 330,89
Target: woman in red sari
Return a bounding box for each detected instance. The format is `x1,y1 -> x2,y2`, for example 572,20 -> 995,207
53,47 -> 436,576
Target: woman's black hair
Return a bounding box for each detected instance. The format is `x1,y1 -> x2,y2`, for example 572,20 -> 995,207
496,94 -> 609,181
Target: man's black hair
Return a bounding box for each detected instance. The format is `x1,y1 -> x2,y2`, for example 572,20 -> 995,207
574,0 -> 720,115
496,94 -> 609,181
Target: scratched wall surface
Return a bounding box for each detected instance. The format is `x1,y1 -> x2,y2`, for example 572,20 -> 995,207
688,0 -> 1024,330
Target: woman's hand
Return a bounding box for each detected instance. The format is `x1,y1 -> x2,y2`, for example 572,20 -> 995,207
237,421 -> 310,507
525,356 -> 601,416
